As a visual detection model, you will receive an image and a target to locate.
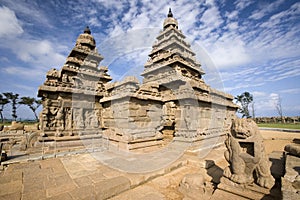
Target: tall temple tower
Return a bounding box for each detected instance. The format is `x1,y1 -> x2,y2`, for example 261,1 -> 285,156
142,8 -> 205,87
100,9 -> 237,150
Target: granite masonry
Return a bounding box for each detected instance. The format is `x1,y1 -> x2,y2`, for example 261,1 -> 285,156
37,9 -> 237,152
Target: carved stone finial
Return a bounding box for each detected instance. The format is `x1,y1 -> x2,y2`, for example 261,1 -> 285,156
84,26 -> 91,34
168,8 -> 173,18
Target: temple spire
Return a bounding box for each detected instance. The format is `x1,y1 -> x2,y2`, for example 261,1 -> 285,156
167,8 -> 173,18
84,26 -> 91,34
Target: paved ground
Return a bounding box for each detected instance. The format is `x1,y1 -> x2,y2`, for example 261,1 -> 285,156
0,129 -> 299,199
0,142 -> 227,200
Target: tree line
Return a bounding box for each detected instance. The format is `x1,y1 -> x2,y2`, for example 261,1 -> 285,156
235,91 -> 284,121
0,92 -> 42,123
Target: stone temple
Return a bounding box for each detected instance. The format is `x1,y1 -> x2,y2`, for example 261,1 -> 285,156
37,9 -> 238,152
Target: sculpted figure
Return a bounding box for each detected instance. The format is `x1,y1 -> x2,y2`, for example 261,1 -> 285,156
73,109 -> 84,128
223,118 -> 275,189
55,107 -> 65,130
62,74 -> 68,83
47,68 -> 59,77
90,111 -> 99,128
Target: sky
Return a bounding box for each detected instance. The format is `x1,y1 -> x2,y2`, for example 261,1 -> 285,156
0,0 -> 299,120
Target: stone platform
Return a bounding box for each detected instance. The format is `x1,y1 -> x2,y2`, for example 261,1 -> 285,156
0,144 -> 228,200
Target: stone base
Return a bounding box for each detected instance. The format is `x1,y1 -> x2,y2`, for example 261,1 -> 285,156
34,133 -> 105,154
282,154 -> 300,199
215,177 -> 273,200
108,136 -> 164,152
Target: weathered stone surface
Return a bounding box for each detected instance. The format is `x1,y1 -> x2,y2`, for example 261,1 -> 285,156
22,190 -> 46,200
94,176 -> 131,199
0,180 -> 22,196
223,118 -> 275,189
35,9 -> 237,153
217,177 -> 273,200
69,185 -> 96,200
178,173 -> 213,199
285,143 -> 300,157
282,154 -> 300,199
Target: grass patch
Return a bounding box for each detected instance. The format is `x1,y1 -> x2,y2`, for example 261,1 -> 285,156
257,123 -> 300,130
0,121 -> 38,126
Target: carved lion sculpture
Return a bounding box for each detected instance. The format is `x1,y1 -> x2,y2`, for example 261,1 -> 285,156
223,118 -> 275,189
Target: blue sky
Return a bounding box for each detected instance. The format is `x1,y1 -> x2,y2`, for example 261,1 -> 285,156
0,0 -> 299,119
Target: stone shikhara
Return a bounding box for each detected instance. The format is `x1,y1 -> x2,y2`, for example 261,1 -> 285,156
38,9 -> 237,151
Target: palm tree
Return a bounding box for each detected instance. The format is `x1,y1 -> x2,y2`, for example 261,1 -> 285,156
19,97 -> 42,121
3,92 -> 19,121
0,94 -> 10,123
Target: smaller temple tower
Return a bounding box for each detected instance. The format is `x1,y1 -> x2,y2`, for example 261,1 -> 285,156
38,27 -> 111,140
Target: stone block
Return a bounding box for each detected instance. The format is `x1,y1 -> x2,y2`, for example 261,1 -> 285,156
22,190 -> 46,200
0,192 -> 21,200
0,171 -> 22,184
46,182 -> 77,198
23,177 -> 45,194
94,176 -> 131,199
47,192 -> 73,200
0,180 -> 22,196
285,143 -> 300,157
73,176 -> 93,187
69,185 -> 95,200
218,177 -> 271,200
88,173 -> 106,183
284,154 -> 300,181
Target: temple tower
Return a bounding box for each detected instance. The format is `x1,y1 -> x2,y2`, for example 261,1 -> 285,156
141,9 -> 237,144
142,8 -> 204,86
38,27 -> 111,140
100,9 -> 237,151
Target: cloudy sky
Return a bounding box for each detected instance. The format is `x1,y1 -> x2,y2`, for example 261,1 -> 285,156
0,0 -> 299,119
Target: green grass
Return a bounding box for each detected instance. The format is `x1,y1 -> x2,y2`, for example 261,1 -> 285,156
257,123 -> 300,130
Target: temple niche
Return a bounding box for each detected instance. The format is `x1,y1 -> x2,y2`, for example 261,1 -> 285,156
37,9 -> 238,152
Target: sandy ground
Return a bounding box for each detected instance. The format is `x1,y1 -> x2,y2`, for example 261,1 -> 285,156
260,129 -> 299,155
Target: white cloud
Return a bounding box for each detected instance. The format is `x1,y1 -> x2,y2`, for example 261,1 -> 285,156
2,66 -> 46,81
235,0 -> 254,10
0,6 -> 23,38
88,17 -> 101,27
1,0 -> 51,27
249,0 -> 285,20
11,39 -> 65,67
280,88 -> 300,95
248,92 -> 280,116
208,38 -> 251,68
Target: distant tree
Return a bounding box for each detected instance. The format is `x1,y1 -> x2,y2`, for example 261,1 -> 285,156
235,92 -> 253,118
19,97 -> 42,121
0,94 -> 10,123
3,92 -> 19,121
